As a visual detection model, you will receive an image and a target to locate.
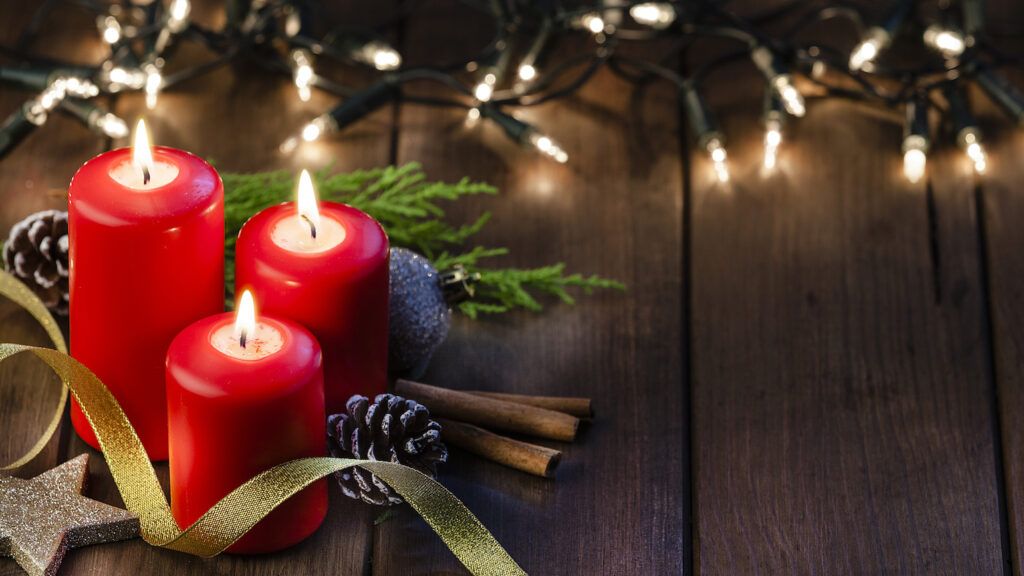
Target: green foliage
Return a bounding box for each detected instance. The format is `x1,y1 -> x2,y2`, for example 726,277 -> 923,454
222,163 -> 623,315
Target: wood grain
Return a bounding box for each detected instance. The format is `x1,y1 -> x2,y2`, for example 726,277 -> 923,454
371,3 -> 688,574
689,56 -> 1004,573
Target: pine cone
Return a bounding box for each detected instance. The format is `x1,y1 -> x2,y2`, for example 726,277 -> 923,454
328,394 -> 448,506
3,210 -> 69,315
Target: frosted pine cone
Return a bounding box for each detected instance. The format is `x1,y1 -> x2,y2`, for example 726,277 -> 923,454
3,210 -> 69,314
328,394 -> 447,506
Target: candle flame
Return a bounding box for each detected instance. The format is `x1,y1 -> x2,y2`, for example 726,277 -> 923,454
234,290 -> 257,348
297,169 -> 320,238
132,119 -> 154,185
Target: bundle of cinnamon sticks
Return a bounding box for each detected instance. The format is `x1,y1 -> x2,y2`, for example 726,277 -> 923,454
395,379 -> 593,479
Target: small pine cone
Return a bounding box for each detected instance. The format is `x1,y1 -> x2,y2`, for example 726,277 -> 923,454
3,210 -> 69,315
328,394 -> 448,506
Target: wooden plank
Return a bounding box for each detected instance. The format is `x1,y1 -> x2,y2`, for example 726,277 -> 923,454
959,1 -> 1024,573
371,4 -> 687,574
690,55 -> 1004,572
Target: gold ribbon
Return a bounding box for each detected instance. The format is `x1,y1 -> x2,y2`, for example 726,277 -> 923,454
0,270 -> 525,576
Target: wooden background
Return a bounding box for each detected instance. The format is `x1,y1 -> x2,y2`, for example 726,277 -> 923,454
2,0 -> 1024,574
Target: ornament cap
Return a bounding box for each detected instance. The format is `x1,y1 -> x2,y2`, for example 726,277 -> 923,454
440,265 -> 481,305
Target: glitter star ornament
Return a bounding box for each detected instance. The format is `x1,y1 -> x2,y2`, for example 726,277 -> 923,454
0,454 -> 139,576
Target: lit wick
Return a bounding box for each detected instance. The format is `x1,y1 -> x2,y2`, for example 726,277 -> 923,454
234,290 -> 256,349
132,119 -> 154,185
296,169 -> 321,240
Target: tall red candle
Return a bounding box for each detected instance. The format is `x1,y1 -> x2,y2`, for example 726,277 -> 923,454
69,122 -> 223,460
166,290 -> 327,553
234,171 -> 388,413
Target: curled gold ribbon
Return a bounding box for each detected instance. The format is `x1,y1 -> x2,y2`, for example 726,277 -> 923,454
0,270 -> 525,576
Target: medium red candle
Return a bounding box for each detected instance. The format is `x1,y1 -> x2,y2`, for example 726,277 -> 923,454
235,170 -> 389,413
166,290 -> 328,553
69,120 -> 223,460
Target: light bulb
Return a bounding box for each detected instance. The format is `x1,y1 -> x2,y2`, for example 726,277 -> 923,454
301,114 -> 335,142
966,141 -> 986,173
99,16 -> 121,44
706,138 -> 729,183
94,112 -> 128,139
773,76 -> 805,117
144,66 -> 162,110
923,25 -> 966,57
902,134 -> 928,184
629,3 -> 675,29
351,41 -> 402,71
528,131 -> 569,163
579,13 -> 606,35
290,49 -> 315,102
168,0 -> 191,32
474,73 -> 496,102
63,77 -> 99,98
518,64 -> 537,82
763,119 -> 782,170
849,28 -> 889,71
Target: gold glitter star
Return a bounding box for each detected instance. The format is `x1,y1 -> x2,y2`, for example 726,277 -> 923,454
0,454 -> 139,576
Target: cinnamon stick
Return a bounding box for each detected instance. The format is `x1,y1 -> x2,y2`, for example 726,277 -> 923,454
465,391 -> 593,418
395,379 -> 579,442
437,418 -> 561,478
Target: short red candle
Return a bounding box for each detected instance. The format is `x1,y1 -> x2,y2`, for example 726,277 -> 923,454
235,188 -> 388,414
69,139 -> 224,461
165,300 -> 328,554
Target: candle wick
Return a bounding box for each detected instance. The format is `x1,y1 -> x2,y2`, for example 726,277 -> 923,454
239,329 -> 248,349
301,214 -> 317,239
142,166 -> 151,185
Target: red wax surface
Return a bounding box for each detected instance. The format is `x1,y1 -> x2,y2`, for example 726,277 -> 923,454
166,313 -> 327,554
69,146 -> 224,460
235,202 -> 389,413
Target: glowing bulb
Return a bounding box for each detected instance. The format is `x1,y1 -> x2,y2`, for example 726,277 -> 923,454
132,119 -> 154,183
95,113 -> 128,138
707,138 -> 729,183
144,67 -> 162,110
518,64 -> 537,82
902,148 -> 926,183
63,77 -> 99,98
296,169 -> 321,235
100,16 -> 121,44
764,120 -> 782,170
168,0 -> 191,31
773,77 -> 805,117
291,50 -> 315,102
233,290 -> 256,348
302,122 -> 321,142
580,13 -> 606,35
629,3 -> 675,29
966,141 -> 986,173
371,45 -> 402,71
849,28 -> 889,71
528,131 -> 569,163
924,25 -> 966,57
474,73 -> 496,102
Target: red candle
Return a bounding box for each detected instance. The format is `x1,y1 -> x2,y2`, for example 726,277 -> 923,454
69,120 -> 223,460
166,290 -> 328,553
235,170 -> 389,413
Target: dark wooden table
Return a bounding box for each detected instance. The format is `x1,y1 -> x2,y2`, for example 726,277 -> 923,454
3,1 -> 1024,574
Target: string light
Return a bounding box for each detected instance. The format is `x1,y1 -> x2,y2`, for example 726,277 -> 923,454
751,47 -> 805,117
474,72 -> 496,102
901,98 -> 930,184
349,41 -> 403,71
60,99 -> 129,139
290,49 -> 315,102
516,20 -> 552,90
946,84 -> 987,174
629,3 -> 676,29
923,25 -> 966,58
682,85 -> 728,183
144,63 -> 163,110
478,105 -> 568,163
167,0 -> 191,33
283,80 -> 396,151
849,27 -> 890,71
762,92 -> 785,171
576,12 -> 607,36
98,15 -> 121,45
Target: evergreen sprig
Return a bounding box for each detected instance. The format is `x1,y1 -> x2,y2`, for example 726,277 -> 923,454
222,163 -> 623,314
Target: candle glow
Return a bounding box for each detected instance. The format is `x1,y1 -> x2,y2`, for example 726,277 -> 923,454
297,169 -> 321,237
233,290 -> 257,348
132,120 -> 154,185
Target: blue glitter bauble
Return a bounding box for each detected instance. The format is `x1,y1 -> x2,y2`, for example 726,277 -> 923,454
389,248 -> 451,378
